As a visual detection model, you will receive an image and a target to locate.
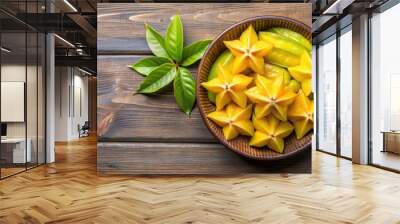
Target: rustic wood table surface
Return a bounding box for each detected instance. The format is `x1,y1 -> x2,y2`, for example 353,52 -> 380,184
97,3 -> 312,174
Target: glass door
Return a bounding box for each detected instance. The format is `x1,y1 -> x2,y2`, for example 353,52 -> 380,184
317,35 -> 337,155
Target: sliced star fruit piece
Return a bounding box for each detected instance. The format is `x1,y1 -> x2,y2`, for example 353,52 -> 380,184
207,104 -> 254,140
202,65 -> 252,110
207,50 -> 234,103
288,52 -> 312,96
249,115 -> 294,153
224,25 -> 273,75
288,90 -> 314,139
245,75 -> 297,121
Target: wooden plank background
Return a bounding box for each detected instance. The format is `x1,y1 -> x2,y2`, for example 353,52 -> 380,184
97,3 -> 312,174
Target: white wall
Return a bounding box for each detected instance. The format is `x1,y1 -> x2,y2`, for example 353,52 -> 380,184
54,67 -> 89,141
1,65 -> 27,138
55,66 -> 69,141
1,63 -> 46,164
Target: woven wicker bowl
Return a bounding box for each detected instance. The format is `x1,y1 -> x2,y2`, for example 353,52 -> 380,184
197,16 -> 312,161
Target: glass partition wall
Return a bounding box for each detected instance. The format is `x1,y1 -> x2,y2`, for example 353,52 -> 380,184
316,26 -> 353,159
0,1 -> 46,179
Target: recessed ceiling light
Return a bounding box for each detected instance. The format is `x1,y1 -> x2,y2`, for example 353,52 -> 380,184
1,47 -> 11,53
54,34 -> 75,48
323,0 -> 355,15
78,67 -> 93,76
63,0 -> 78,12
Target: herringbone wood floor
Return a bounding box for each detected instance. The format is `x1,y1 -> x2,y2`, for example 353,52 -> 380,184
0,136 -> 399,224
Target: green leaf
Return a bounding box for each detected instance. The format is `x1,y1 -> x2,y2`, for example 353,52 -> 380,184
145,24 -> 170,59
165,15 -> 184,62
130,56 -> 170,76
174,67 -> 195,115
137,63 -> 177,93
181,40 -> 212,67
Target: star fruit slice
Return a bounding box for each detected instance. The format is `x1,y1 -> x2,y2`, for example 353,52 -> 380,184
202,65 -> 253,110
288,52 -> 312,96
245,75 -> 297,121
224,25 -> 273,75
249,115 -> 294,153
207,104 -> 254,140
288,90 -> 314,139
207,50 -> 234,103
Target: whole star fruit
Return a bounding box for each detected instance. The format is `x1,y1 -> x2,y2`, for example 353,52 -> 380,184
259,31 -> 308,57
285,80 -> 301,93
249,115 -> 294,153
201,65 -> 253,110
207,104 -> 254,140
224,25 -> 273,75
288,52 -> 312,96
265,48 -> 300,68
268,27 -> 312,52
288,90 -> 314,139
264,63 -> 291,85
245,74 -> 297,121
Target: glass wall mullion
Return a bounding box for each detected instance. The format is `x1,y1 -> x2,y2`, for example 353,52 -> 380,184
36,30 -> 39,168
315,44 -> 319,151
336,30 -> 341,157
367,11 -> 373,165
25,0 -> 28,171
0,23 -> 2,179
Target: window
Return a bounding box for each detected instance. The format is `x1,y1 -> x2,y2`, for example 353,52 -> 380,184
317,35 -> 337,154
370,3 -> 400,171
339,27 -> 352,158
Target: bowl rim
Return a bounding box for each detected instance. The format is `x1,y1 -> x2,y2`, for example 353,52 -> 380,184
196,15 -> 312,161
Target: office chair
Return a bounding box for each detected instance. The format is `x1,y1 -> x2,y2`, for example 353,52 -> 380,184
79,121 -> 90,138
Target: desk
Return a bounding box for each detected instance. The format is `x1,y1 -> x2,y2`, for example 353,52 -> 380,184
382,131 -> 400,154
1,138 -> 31,163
